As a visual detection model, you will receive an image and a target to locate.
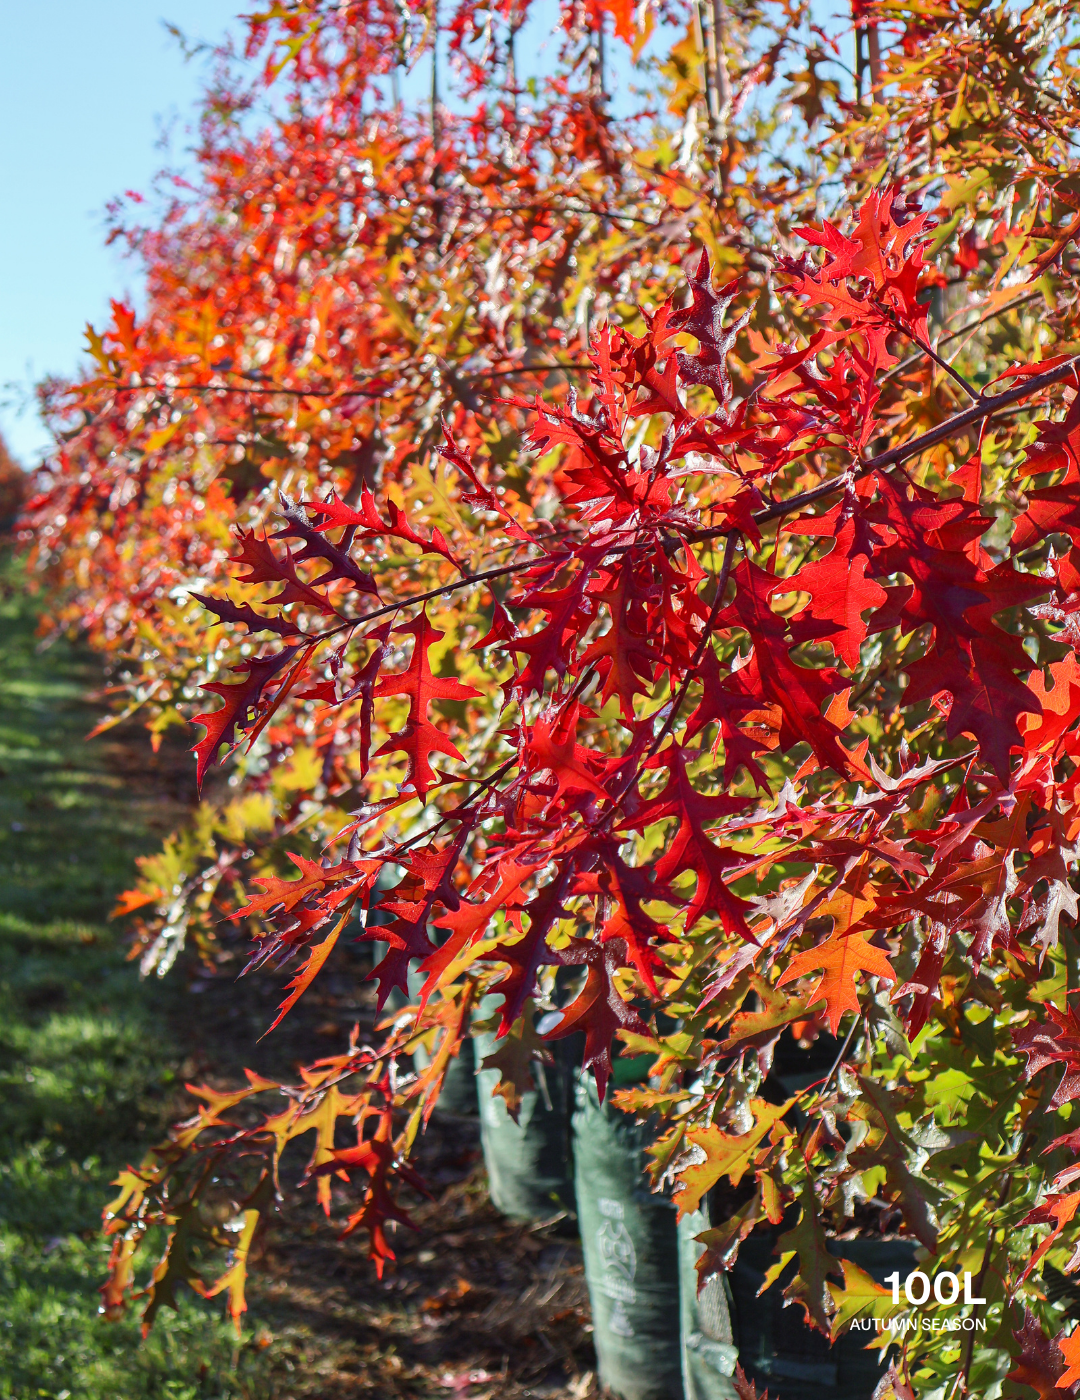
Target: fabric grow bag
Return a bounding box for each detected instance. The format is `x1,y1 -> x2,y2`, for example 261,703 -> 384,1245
677,1206 -> 741,1400
730,1234 -> 919,1400
573,1076 -> 684,1400
473,1008 -> 576,1221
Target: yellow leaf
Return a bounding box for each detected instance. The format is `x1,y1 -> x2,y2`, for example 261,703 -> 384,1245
828,1258 -> 899,1341
675,1098 -> 796,1215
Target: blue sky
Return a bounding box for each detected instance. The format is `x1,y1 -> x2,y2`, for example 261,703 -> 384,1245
0,3 -> 238,465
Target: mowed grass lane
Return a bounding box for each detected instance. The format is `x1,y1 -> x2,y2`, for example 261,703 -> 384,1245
0,559 -> 291,1399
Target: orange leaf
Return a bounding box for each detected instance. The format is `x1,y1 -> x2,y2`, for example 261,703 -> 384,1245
675,1098 -> 795,1216
777,931 -> 895,1034
1060,1329 -> 1080,1388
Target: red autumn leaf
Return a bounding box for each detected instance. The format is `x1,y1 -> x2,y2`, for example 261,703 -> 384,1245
476,863 -> 576,1035
524,700 -> 613,805
229,529 -> 346,615
1017,1190 -> 1080,1285
573,843 -> 671,997
374,609 -> 482,798
720,559 -> 855,776
306,487 -> 460,568
543,936 -> 648,1099
778,516 -> 888,669
424,854 -> 544,997
624,744 -> 754,940
1013,1002 -> 1080,1109
191,645 -> 301,789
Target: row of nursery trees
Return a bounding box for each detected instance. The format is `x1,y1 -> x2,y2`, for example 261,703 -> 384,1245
22,0 -> 1080,1394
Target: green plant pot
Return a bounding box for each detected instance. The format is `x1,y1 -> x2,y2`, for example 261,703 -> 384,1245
473,1009 -> 576,1221
572,1076 -> 684,1400
677,1206 -> 741,1400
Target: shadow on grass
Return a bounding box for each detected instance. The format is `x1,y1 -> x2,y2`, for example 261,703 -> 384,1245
0,558 -> 312,1398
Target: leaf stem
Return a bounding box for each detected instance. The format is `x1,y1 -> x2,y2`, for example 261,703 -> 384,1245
903,329 -> 983,402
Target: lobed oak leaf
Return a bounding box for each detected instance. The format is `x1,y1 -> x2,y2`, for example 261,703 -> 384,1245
581,561 -> 659,720
501,550 -> 602,697
669,252 -> 749,409
683,649 -> 770,791
437,424 -> 531,540
191,592 -> 306,639
777,517 -> 888,669
775,1183 -> 837,1334
374,609 -> 482,798
674,1098 -> 796,1215
826,1257 -> 895,1341
309,1085 -> 430,1277
475,862 -> 576,1035
477,1005 -> 551,1124
624,744 -> 754,939
778,930 -> 895,1035
525,701 -> 612,805
1013,1002 -> 1080,1109
732,1366 -> 770,1400
274,494 -> 383,594
1020,652 -> 1080,757
191,645 -> 301,790
720,559 -> 854,776
1007,1309 -> 1078,1397
720,972 -> 810,1053
1017,1190 -> 1080,1285
573,845 -> 671,997
543,935 -> 648,1100
190,1172 -> 273,1331
229,529 -> 346,615
234,851 -> 362,919
424,854 -> 543,997
306,486 -> 460,568
1061,1329 -> 1080,1389
693,1191 -> 762,1282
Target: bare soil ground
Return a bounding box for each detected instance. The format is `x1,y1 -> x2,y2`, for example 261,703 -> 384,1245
175,933 -> 598,1399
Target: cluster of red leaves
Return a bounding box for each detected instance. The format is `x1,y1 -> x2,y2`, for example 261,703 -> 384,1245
80,171 -> 1080,1385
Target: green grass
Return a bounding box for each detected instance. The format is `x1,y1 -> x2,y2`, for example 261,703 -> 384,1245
0,560 -> 292,1399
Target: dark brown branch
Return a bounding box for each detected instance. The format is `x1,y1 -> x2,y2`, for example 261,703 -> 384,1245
685,351 -> 1080,543
99,361 -> 594,404
863,353 -> 1080,470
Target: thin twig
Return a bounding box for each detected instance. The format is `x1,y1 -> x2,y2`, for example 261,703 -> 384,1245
102,360 -> 594,404
904,329 -> 983,402
815,1016 -> 859,1102
880,289 -> 1043,386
